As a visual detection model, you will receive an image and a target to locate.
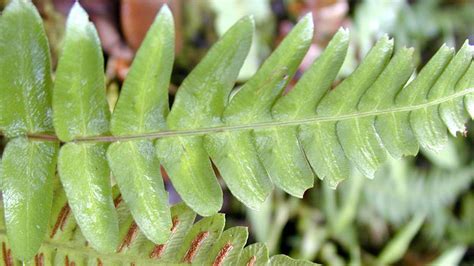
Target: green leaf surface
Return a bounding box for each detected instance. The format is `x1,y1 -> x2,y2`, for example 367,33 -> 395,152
461,62 -> 474,118
156,16 -> 253,216
1,138 -> 58,260
48,185 -> 77,242
54,248 -> 86,266
359,47 -> 415,159
264,28 -> 349,191
317,36 -> 394,115
222,14 -> 313,124
205,130 -> 274,209
204,70 -> 287,210
301,36 -> 393,184
254,127 -> 313,198
165,16 -> 254,129
0,200 -> 305,265
270,254 -> 317,265
145,203 -> 197,261
108,140 -> 171,244
332,36 -> 394,179
175,214 -> 225,264
1,4 -> 474,262
378,45 -> 455,159
58,142 -> 118,253
258,27 -> 349,192
272,28 -> 350,120
112,188 -> 139,254
438,42 -> 473,136
110,5 -> 174,135
237,243 -> 269,266
205,15 -> 313,206
156,136 -> 223,216
107,4 -> 174,246
337,47 -> 414,177
53,2 -> 110,142
411,42 -> 472,152
0,0 -> 53,137
206,226 -> 248,265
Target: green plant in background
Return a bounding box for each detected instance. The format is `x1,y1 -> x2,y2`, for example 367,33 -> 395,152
0,0 -> 473,264
353,0 -> 474,55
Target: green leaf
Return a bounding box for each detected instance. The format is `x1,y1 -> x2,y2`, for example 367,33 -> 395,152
0,0 -> 53,137
337,47 -> 415,176
379,45 -> 455,159
377,214 -> 425,265
0,200 -> 302,265
1,138 -> 58,260
156,16 -> 254,216
438,41 -> 473,136
113,189 -> 139,254
206,226 -> 248,265
270,254 -> 317,265
107,140 -> 171,244
57,142 -> 118,253
463,62 -> 474,118
175,214 -> 225,264
333,36 -> 394,179
205,129 -> 275,210
52,2 -> 117,254
205,14 -> 313,206
2,5 -> 474,261
165,16 -> 253,129
110,5 -> 174,135
53,2 -> 110,142
237,243 -> 269,266
222,14 -> 313,124
462,62 -> 474,119
204,70 -> 287,209
145,203 -> 197,261
48,185 -> 77,242
54,247 -> 86,266
157,136 -> 223,217
272,28 -> 349,119
411,42 -> 472,152
264,28 -> 349,193
301,35 -> 394,184
106,5 -> 174,245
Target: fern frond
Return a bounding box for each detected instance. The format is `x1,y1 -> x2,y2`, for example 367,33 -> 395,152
0,188 -> 316,265
1,138 -> 58,260
107,4 -> 174,247
155,14 -> 254,216
0,0 -> 473,259
362,160 -> 474,225
52,2 -> 118,254
0,0 -> 57,260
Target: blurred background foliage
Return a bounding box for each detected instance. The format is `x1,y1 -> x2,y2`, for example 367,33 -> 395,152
0,0 -> 473,265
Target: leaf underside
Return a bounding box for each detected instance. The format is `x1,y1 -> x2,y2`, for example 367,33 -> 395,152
0,193 -> 316,265
0,0 -> 473,260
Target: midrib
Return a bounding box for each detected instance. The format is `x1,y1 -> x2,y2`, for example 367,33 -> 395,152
6,87 -> 474,143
